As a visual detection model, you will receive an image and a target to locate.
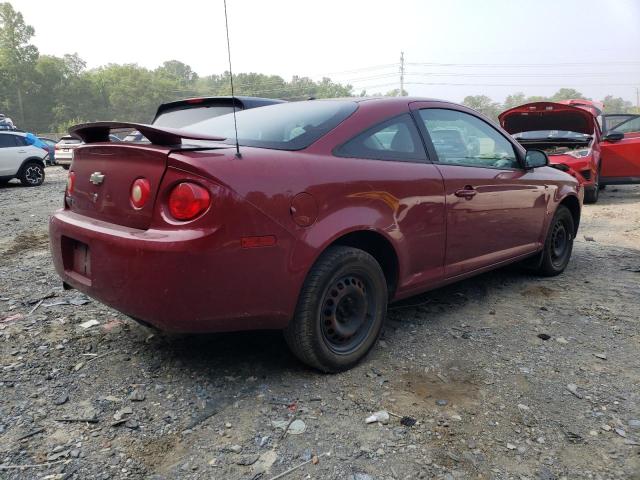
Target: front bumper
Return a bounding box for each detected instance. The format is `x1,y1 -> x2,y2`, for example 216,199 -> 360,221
549,156 -> 596,190
49,209 -> 294,333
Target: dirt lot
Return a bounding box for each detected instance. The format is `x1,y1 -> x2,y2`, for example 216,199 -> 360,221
1,166 -> 639,480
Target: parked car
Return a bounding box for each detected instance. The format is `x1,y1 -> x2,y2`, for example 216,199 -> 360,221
49,98 -> 582,372
55,134 -> 124,169
39,137 -> 58,165
0,131 -> 48,186
123,96 -> 285,142
600,113 -> 640,186
499,100 -> 603,203
55,136 -> 82,170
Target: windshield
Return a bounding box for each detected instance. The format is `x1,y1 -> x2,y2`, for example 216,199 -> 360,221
514,130 -> 591,140
186,100 -> 358,150
154,105 -> 236,128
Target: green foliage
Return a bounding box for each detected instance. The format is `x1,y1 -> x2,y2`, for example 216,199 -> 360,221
550,88 -> 588,102
462,95 -> 503,121
0,2 -> 38,125
383,88 -> 408,97
602,95 -> 634,114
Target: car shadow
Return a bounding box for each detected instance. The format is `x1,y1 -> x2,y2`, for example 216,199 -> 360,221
596,185 -> 640,205
145,264 -> 529,376
0,180 -> 23,189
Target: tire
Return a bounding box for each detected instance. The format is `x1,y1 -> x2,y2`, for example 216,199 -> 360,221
19,162 -> 45,187
534,205 -> 575,277
284,246 -> 388,372
61,165 -> 70,170
584,171 -> 599,204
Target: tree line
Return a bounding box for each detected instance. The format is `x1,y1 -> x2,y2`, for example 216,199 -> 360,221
1,2 -> 637,134
462,90 -> 638,122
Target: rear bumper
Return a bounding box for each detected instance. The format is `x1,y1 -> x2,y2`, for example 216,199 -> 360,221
49,209 -> 295,333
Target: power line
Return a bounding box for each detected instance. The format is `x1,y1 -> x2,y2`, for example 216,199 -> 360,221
407,61 -> 640,68
403,71 -> 640,78
309,63 -> 399,77
404,81 -> 639,87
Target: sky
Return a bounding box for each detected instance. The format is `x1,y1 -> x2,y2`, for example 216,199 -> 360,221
8,0 -> 640,104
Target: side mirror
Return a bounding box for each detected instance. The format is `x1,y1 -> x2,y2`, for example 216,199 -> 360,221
602,131 -> 624,142
524,149 -> 548,169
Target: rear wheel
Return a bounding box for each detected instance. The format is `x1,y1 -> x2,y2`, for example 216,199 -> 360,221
19,162 -> 45,187
284,246 -> 388,372
534,205 -> 575,276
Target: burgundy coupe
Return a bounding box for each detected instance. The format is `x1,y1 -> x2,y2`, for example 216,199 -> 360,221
50,98 -> 583,372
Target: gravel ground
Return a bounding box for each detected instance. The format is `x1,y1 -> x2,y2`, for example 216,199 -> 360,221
1,166 -> 639,480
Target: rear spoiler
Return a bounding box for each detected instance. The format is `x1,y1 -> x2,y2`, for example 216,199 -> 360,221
69,122 -> 225,146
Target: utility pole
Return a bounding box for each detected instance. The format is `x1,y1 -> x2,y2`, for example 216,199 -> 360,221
636,87 -> 639,112
399,51 -> 405,97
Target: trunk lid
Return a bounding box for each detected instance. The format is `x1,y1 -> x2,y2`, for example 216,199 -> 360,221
499,102 -> 596,135
70,144 -> 170,230
67,121 -> 227,230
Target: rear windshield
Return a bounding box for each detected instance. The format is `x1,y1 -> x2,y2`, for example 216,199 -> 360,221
186,100 -> 358,151
153,105 -> 236,128
59,137 -> 82,144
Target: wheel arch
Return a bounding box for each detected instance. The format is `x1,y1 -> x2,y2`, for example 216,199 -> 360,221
558,194 -> 581,235
17,156 -> 46,175
317,229 -> 400,299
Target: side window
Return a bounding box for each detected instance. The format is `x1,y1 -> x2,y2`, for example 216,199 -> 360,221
419,109 -> 520,169
13,135 -> 27,146
604,115 -> 635,132
335,114 -> 426,162
613,116 -> 640,134
0,135 -> 16,148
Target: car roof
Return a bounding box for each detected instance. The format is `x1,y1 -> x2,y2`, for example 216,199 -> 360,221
153,95 -> 287,122
0,130 -> 25,136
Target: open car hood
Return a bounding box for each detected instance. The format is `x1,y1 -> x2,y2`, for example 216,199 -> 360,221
498,102 -> 596,135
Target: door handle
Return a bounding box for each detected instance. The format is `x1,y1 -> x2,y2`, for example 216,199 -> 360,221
18,150 -> 26,153
454,186 -> 477,199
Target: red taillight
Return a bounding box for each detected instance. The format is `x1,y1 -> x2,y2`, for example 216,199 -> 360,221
67,171 -> 75,195
168,182 -> 211,221
55,144 -> 60,150
130,178 -> 151,209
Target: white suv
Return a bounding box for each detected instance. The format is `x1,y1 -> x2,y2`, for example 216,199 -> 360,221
0,131 -> 48,186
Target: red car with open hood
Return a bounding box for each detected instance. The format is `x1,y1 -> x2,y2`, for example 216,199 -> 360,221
499,100 -> 602,203
49,98 -> 582,372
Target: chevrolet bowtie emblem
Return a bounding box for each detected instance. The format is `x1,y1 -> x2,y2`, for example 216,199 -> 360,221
89,172 -> 105,185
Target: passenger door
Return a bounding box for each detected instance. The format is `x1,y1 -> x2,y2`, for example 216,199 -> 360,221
411,104 -> 548,278
333,113 -> 447,291
600,114 -> 640,183
0,134 -> 25,176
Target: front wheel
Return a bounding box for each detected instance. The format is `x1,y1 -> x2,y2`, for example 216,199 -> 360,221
284,246 -> 388,372
19,162 -> 45,186
534,205 -> 575,277
584,172 -> 599,204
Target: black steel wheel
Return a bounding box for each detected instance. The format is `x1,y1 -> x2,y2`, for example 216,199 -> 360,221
535,205 -> 575,276
584,173 -> 599,204
284,246 -> 387,372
